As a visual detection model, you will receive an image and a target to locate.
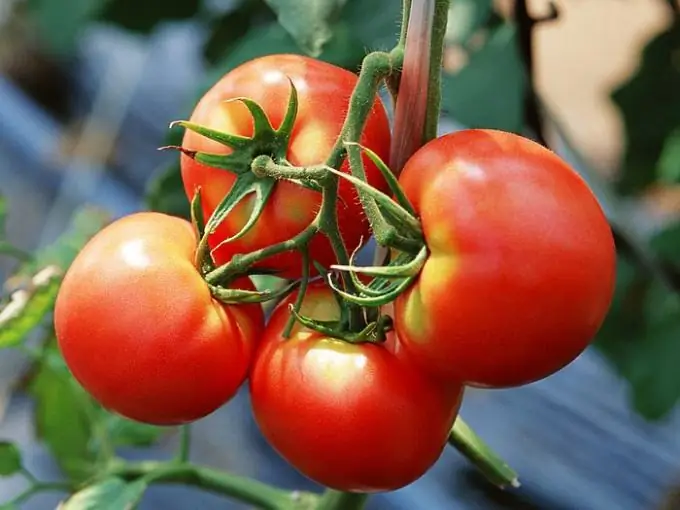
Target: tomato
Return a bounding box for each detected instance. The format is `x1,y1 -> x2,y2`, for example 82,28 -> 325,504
250,283 -> 463,492
181,54 -> 392,279
394,129 -> 616,388
54,212 -> 264,425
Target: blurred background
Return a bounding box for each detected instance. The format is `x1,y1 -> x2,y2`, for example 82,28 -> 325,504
1,0 -> 679,508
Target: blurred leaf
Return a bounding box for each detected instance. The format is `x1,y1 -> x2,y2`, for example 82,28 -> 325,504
29,347 -> 97,482
207,21 -> 365,89
145,162 -> 190,220
58,477 -> 147,510
658,128 -> 680,184
340,0 -> 401,51
99,0 -> 202,33
596,222 -> 680,420
612,24 -> 680,194
446,0 -> 493,45
203,0 -> 271,64
263,0 -> 347,56
1,208 -> 108,349
441,24 -> 527,133
0,267 -> 61,348
27,0 -> 110,57
104,415 -> 163,448
0,442 -> 22,477
205,0 -> 400,82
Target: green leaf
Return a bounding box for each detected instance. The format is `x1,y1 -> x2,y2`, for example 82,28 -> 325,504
99,0 -> 202,33
611,24 -> 680,194
263,0 -> 347,56
446,0 -> 493,45
207,21 -> 365,90
26,0 -> 110,57
0,442 -> 22,477
144,162 -> 191,220
596,222 -> 680,419
340,0 -> 401,51
1,207 -> 108,349
29,347 -> 97,482
658,128 -> 680,184
0,266 -> 62,348
58,477 -> 147,510
441,24 -> 527,133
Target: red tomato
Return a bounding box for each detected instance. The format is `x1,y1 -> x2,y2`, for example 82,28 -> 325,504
250,283 -> 463,492
394,129 -> 616,388
181,54 -> 392,279
54,212 -> 264,425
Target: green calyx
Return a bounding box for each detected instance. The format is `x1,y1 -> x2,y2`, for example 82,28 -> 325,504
169,80 -> 320,257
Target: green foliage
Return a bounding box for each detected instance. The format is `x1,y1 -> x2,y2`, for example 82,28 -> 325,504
263,0 -> 347,57
611,23 -> 680,195
441,24 -> 527,133
145,162 -> 191,220
58,477 -> 147,510
26,0 -> 109,57
657,128 -> 680,184
0,267 -> 61,348
100,0 -> 202,33
0,443 -> 22,477
0,207 -> 108,349
29,346 -> 98,482
446,0 -> 493,45
595,221 -> 680,420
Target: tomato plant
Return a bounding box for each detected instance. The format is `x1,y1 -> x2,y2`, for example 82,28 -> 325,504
250,283 -> 463,492
180,54 -> 392,279
54,212 -> 264,425
393,129 -> 617,388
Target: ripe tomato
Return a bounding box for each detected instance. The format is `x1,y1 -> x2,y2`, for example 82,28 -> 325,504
250,283 -> 463,492
394,129 -> 616,388
181,54 -> 392,279
54,212 -> 264,425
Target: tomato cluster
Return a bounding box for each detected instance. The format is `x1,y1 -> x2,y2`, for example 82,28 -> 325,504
53,54 -> 615,493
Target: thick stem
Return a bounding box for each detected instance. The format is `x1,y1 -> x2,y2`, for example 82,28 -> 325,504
423,0 -> 450,143
108,461 -> 316,510
448,418 -> 520,489
316,490 -> 369,510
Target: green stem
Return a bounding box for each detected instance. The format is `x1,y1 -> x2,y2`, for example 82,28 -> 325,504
423,0 -> 450,143
316,490 -> 369,510
108,461 -> 317,510
448,418 -> 520,489
177,425 -> 191,463
204,225 -> 317,285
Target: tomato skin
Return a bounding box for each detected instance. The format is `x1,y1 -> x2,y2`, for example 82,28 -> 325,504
394,129 -> 616,388
181,54 -> 392,279
54,212 -> 264,425
250,283 -> 462,492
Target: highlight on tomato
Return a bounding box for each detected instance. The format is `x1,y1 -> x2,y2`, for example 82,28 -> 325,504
394,128 -> 616,389
180,54 -> 392,279
54,212 -> 264,425
249,282 -> 463,493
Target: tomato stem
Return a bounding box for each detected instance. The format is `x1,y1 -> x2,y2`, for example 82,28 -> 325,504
105,461 -> 318,510
448,417 -> 521,489
176,425 -> 192,463
422,0 -> 450,143
315,490 -> 369,510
